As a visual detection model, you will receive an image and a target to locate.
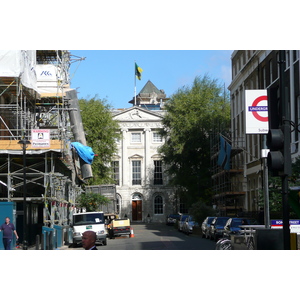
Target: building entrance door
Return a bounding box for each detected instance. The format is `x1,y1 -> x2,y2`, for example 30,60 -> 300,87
132,200 -> 142,221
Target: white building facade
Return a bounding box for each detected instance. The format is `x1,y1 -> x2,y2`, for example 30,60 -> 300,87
111,81 -> 177,222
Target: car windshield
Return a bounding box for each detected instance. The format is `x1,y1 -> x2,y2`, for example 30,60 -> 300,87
169,214 -> 180,219
208,217 -> 215,224
232,219 -> 243,227
73,213 -> 104,225
217,218 -> 229,226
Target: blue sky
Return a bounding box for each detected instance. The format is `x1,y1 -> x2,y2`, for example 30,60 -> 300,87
69,50 -> 233,109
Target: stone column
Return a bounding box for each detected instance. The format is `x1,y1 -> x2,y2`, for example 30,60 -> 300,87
144,128 -> 151,186
121,128 -> 128,187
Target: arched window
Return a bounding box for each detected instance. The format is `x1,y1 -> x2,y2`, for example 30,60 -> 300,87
154,195 -> 163,215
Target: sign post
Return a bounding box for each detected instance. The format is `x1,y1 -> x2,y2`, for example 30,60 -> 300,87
245,90 -> 270,229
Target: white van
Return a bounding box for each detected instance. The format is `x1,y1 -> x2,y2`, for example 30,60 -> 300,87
72,211 -> 107,246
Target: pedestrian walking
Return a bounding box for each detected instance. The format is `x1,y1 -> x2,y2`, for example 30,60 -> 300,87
82,231 -> 97,250
0,217 -> 19,250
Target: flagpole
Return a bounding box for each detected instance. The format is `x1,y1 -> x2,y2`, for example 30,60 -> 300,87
134,61 -> 136,106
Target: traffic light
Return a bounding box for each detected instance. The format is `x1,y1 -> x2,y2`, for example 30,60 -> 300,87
266,124 -> 291,176
266,52 -> 292,177
267,128 -> 284,172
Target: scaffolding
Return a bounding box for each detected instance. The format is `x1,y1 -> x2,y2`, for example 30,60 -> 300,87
210,132 -> 246,216
0,50 -> 87,244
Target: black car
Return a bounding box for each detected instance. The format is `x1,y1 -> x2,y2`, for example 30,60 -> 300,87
166,214 -> 181,225
201,216 -> 215,239
209,217 -> 230,241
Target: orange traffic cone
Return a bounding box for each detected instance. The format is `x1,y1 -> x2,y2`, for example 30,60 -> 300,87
130,227 -> 135,238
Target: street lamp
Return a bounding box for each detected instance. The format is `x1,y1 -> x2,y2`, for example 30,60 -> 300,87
18,138 -> 31,250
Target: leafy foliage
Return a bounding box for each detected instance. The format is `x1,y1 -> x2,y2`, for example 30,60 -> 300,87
259,157 -> 300,213
79,96 -> 121,184
76,192 -> 111,212
159,75 -> 230,207
189,201 -> 215,225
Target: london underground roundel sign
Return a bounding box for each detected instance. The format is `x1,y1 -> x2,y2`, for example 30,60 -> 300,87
245,90 -> 269,134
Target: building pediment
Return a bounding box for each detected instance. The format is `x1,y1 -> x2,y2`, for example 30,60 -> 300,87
128,154 -> 144,159
113,106 -> 163,122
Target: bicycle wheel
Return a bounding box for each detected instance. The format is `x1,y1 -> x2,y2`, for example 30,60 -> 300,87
215,238 -> 232,250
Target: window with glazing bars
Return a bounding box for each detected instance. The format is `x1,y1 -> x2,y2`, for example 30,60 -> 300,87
132,160 -> 141,185
154,160 -> 163,185
153,132 -> 162,142
131,132 -> 141,143
112,161 -> 119,185
154,195 -> 163,214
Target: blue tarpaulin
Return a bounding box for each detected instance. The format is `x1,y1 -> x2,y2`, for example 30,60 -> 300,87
71,142 -> 95,164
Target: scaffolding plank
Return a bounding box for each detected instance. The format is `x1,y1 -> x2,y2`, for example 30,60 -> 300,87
0,139 -> 62,150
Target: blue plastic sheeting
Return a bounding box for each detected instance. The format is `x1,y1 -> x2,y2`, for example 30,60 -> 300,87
71,142 -> 95,164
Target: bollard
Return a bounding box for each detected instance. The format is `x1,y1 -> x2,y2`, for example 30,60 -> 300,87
46,232 -> 49,250
49,231 -> 53,250
35,235 -> 40,250
290,233 -> 297,250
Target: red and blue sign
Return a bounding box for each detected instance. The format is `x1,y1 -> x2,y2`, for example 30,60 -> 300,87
245,90 -> 269,134
271,219 -> 300,227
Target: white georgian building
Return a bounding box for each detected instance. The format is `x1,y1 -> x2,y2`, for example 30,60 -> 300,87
111,80 -> 177,222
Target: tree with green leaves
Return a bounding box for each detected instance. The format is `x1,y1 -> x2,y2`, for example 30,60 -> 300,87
159,75 -> 230,208
79,96 -> 121,185
258,156 -> 300,216
76,192 -> 111,212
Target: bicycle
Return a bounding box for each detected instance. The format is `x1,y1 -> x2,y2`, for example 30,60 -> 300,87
215,225 -> 259,250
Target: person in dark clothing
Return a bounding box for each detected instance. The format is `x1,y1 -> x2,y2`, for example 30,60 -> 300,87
0,217 -> 19,250
258,207 -> 264,225
82,231 -> 97,250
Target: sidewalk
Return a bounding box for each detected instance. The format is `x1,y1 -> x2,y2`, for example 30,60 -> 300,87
14,241 -> 70,250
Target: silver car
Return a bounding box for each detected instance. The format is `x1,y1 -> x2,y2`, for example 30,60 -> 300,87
182,215 -> 198,235
178,214 -> 189,231
201,216 -> 215,239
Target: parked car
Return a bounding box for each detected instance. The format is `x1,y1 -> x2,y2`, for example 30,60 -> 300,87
166,214 -> 181,226
201,216 -> 215,239
209,216 -> 230,241
223,217 -> 260,238
182,215 -> 198,235
178,214 -> 189,231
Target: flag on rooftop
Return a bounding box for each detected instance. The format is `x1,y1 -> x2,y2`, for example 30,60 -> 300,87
135,62 -> 143,80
